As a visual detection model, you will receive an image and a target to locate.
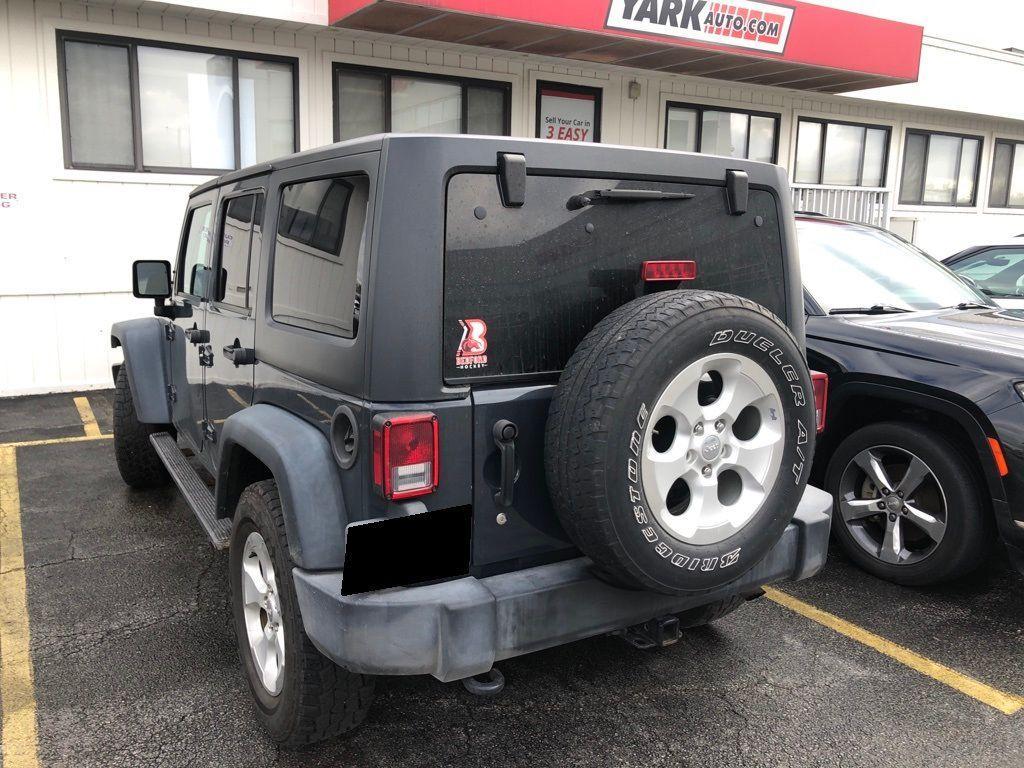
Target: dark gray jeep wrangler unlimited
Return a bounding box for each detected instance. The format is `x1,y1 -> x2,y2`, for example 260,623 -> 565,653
111,134 -> 831,746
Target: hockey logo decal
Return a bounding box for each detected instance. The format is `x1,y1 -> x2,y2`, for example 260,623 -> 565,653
456,318 -> 489,370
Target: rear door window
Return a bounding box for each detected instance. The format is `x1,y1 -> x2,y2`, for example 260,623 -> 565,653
443,173 -> 786,382
215,193 -> 263,308
271,175 -> 369,338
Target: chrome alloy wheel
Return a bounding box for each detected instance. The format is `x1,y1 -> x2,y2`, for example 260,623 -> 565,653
838,446 -> 947,566
640,352 -> 785,545
241,531 -> 286,696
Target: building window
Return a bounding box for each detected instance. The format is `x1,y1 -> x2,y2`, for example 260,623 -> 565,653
333,65 -> 510,141
899,129 -> 982,207
536,82 -> 601,143
990,139 -> 1024,209
665,103 -> 779,162
57,32 -> 297,174
793,118 -> 890,187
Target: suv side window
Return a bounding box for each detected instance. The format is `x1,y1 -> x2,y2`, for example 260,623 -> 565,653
272,175 -> 369,338
179,204 -> 214,298
216,193 -> 264,308
953,247 -> 1024,298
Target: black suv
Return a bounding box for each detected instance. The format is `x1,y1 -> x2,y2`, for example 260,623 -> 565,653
111,135 -> 831,746
798,214 -> 1024,584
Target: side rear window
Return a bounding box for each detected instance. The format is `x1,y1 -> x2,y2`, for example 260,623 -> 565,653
271,175 -> 369,338
179,203 -> 214,298
215,193 -> 263,308
443,173 -> 786,383
952,248 -> 1024,298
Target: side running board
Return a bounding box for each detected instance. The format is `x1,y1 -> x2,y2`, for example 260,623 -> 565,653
150,432 -> 231,549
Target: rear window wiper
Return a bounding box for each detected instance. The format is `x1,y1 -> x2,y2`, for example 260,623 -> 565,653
828,304 -> 912,315
568,189 -> 695,209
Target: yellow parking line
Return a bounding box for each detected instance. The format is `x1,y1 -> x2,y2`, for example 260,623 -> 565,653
0,445 -> 41,768
4,434 -> 112,449
73,396 -> 101,438
765,587 -> 1024,715
226,388 -> 248,409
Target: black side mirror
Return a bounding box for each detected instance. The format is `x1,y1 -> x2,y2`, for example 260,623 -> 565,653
133,260 -> 172,299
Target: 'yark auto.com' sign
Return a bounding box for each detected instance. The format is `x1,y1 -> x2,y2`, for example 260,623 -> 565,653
606,0 -> 794,54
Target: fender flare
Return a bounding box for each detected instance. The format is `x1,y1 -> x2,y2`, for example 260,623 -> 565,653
829,380 -> 1005,502
110,317 -> 172,424
217,404 -> 349,570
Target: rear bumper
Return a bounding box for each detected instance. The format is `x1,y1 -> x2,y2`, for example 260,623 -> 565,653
293,485 -> 832,682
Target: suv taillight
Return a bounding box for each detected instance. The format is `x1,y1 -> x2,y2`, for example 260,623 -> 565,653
642,260 -> 697,282
811,371 -> 828,434
372,413 -> 439,500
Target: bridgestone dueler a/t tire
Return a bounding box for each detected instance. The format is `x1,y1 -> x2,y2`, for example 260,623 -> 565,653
230,480 -> 375,747
545,291 -> 816,595
113,366 -> 171,489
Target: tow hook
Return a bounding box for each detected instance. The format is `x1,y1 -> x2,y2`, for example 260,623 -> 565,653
461,667 -> 505,697
613,615 -> 681,650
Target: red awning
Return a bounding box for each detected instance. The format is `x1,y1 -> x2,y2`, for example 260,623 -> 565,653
329,0 -> 922,92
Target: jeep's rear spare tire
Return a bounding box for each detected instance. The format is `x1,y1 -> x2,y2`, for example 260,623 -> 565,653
546,291 -> 815,594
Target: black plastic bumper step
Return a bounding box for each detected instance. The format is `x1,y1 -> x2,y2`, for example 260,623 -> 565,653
150,432 -> 231,549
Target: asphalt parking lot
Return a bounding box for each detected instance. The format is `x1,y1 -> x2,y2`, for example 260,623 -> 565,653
1,391 -> 1022,768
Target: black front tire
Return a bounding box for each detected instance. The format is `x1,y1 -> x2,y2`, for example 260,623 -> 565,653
825,421 -> 991,585
113,366 -> 170,489
230,480 -> 375,747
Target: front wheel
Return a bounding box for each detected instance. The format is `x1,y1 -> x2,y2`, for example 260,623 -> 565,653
230,480 -> 375,747
112,366 -> 170,489
825,422 -> 991,585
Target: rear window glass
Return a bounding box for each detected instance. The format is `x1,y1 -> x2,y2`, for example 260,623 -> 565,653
443,173 -> 786,382
271,175 -> 369,338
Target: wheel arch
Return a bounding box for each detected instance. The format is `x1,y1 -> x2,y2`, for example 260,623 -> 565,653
217,404 -> 349,570
814,380 -> 1005,504
110,317 -> 173,425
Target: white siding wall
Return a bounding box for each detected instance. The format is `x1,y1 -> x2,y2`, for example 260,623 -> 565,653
2,0 -> 1024,394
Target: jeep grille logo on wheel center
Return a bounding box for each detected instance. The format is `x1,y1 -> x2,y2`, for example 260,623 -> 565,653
606,0 -> 794,54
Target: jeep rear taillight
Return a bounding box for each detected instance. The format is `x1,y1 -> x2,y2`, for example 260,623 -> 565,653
372,414 -> 439,500
811,371 -> 828,434
642,260 -> 697,282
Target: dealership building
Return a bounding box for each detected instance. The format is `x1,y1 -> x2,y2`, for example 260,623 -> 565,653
2,0 -> 1024,394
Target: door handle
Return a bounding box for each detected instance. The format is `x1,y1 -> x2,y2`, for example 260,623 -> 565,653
185,325 -> 209,345
493,420 -> 518,508
222,342 -> 256,367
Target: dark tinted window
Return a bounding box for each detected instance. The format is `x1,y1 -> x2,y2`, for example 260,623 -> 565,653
272,175 -> 369,338
216,193 -> 262,308
951,247 -> 1024,298
443,173 -> 786,382
179,204 -> 214,298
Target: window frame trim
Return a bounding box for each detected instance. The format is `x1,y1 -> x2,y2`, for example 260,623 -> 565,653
990,138 -> 1024,210
56,29 -> 300,175
794,116 -> 892,188
663,100 -> 781,163
534,80 -> 603,143
331,62 -> 512,141
898,127 -> 984,208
